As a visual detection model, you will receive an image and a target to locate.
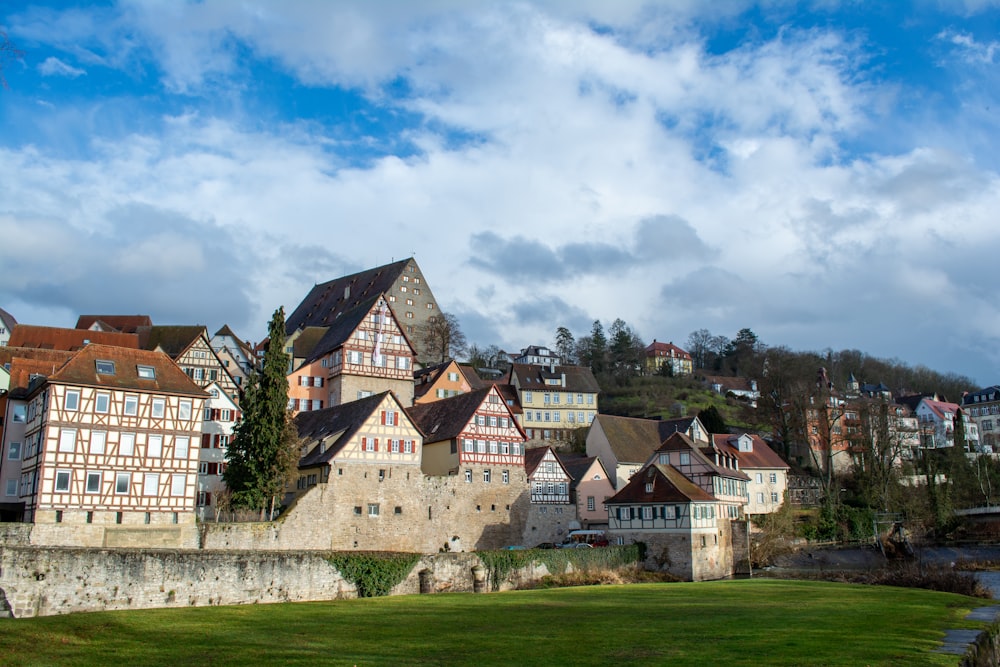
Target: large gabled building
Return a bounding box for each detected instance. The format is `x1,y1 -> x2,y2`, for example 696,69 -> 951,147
509,363 -> 599,443
285,258 -> 442,364
11,344 -> 206,547
142,325 -> 241,403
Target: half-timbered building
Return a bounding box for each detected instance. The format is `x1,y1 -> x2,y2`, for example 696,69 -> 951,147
197,382 -> 241,520
15,344 -> 206,545
287,296 -> 416,410
413,359 -> 474,405
522,446 -> 574,544
143,326 -> 241,403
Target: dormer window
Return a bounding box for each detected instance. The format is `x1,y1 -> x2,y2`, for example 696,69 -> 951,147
137,365 -> 156,380
96,360 -> 116,375
645,482 -> 654,493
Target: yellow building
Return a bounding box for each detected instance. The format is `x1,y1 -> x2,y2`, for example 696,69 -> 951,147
509,364 -> 599,443
644,340 -> 692,376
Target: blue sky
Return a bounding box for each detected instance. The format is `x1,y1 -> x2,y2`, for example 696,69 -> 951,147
2,1 -> 1000,385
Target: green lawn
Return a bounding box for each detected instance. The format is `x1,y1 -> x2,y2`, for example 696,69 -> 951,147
0,579 -> 987,666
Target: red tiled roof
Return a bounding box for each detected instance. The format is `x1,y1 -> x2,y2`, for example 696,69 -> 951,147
644,341 -> 691,359
46,344 -> 206,397
8,325 -> 139,351
712,434 -> 789,470
606,463 -> 713,505
75,314 -> 153,333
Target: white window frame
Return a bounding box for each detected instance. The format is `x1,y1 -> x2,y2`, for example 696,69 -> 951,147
147,435 -> 163,458
119,433 -> 136,456
178,400 -> 192,421
65,390 -> 80,411
90,431 -> 107,455
151,398 -> 166,418
95,392 -> 111,414
170,474 -> 186,496
54,469 -> 71,492
143,473 -> 159,497
124,394 -> 138,416
86,471 -> 101,494
174,436 -> 190,459
59,428 -> 77,453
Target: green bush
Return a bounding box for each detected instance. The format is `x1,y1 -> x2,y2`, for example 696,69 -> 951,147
327,552 -> 421,598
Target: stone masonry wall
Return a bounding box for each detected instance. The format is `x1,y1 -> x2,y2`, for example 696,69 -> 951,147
201,462 -> 529,553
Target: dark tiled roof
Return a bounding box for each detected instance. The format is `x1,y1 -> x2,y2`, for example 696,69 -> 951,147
46,344 -> 206,397
0,307 -> 18,327
142,325 -> 208,358
286,258 -> 411,334
510,363 -> 600,393
606,463 -> 713,505
9,325 -> 139,351
407,387 -> 491,444
296,392 -> 395,467
963,386 -> 1000,405
0,346 -> 75,378
712,434 -> 789,470
75,315 -> 153,333
8,356 -> 72,394
556,453 -> 608,488
302,296 -> 381,363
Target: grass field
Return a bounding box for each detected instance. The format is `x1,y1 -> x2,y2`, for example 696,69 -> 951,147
0,579 -> 987,666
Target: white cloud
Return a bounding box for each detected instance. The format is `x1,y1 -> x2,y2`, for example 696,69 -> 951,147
37,56 -> 86,78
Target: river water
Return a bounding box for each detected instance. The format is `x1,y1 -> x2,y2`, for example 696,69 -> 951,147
975,571 -> 1000,599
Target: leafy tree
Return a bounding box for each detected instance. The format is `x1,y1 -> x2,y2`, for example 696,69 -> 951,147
554,326 -> 576,364
698,405 -> 728,435
418,312 -> 467,364
224,307 -> 296,519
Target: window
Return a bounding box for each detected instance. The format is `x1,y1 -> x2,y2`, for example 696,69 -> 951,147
151,398 -> 165,418
464,469 -> 472,483
404,439 -> 414,454
368,503 -> 380,517
12,405 -> 25,422
769,473 -> 777,484
178,401 -> 192,420
524,391 -> 533,404
755,473 -> 763,483
587,496 -> 595,511
86,472 -> 101,494
477,440 -> 486,454
175,436 -> 190,459
396,356 -> 410,370
96,360 -> 115,375
137,365 -> 155,379
642,506 -> 654,520
59,428 -> 77,453
679,452 -> 690,465
771,492 -> 780,503
95,393 -> 110,414
501,442 -> 509,455
8,441 -> 20,460
463,439 -> 473,453
483,469 -> 491,483
120,433 -> 135,456
384,410 -> 396,426
391,439 -> 400,453
147,435 -> 163,458
502,470 -> 510,484
171,474 -> 186,496
124,394 -> 138,416
90,431 -> 107,454
143,473 -> 159,497
489,441 -> 498,454
65,390 -> 80,411
55,470 -> 71,492
513,443 -> 521,456
645,482 -> 654,493
5,479 -> 17,496
557,482 -> 567,495
476,415 -> 485,426
756,493 -> 765,504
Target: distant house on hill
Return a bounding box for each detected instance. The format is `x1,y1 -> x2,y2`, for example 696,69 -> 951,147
643,340 -> 692,376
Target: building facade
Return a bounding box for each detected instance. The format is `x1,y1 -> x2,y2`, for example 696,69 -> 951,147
509,364 -> 599,442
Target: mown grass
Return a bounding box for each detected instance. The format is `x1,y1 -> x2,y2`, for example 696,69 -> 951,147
0,579 -> 987,666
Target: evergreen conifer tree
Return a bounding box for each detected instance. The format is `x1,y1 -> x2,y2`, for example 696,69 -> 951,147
224,307 -> 293,519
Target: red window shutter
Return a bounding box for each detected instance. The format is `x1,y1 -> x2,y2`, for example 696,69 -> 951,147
235,411 -> 242,422
208,462 -> 218,475
212,409 -> 220,421
202,433 -> 210,447
205,492 -> 212,505
381,411 -> 386,425
374,438 -> 379,452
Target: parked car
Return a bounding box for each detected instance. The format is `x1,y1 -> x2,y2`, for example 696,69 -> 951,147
533,542 -> 557,550
559,529 -> 608,548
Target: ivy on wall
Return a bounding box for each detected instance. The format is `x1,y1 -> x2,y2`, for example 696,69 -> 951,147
326,552 -> 421,598
478,544 -> 645,592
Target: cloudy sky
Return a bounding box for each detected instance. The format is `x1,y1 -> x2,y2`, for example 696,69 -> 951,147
2,2 -> 999,384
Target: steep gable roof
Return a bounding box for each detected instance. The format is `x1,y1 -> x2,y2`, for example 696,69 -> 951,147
556,453 -> 610,489
406,386 -> 500,443
0,307 -> 17,328
296,391 -> 409,467
8,325 -> 139,351
286,258 -> 411,334
302,296 -> 381,363
141,325 -> 208,358
75,315 -> 152,333
291,326 -> 330,361
656,432 -> 750,481
712,433 -> 788,470
919,397 -> 961,421
213,324 -> 254,357
606,463 -> 714,505
591,414 -> 680,464
524,445 -> 569,477
45,344 -> 206,397
644,340 -> 691,359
